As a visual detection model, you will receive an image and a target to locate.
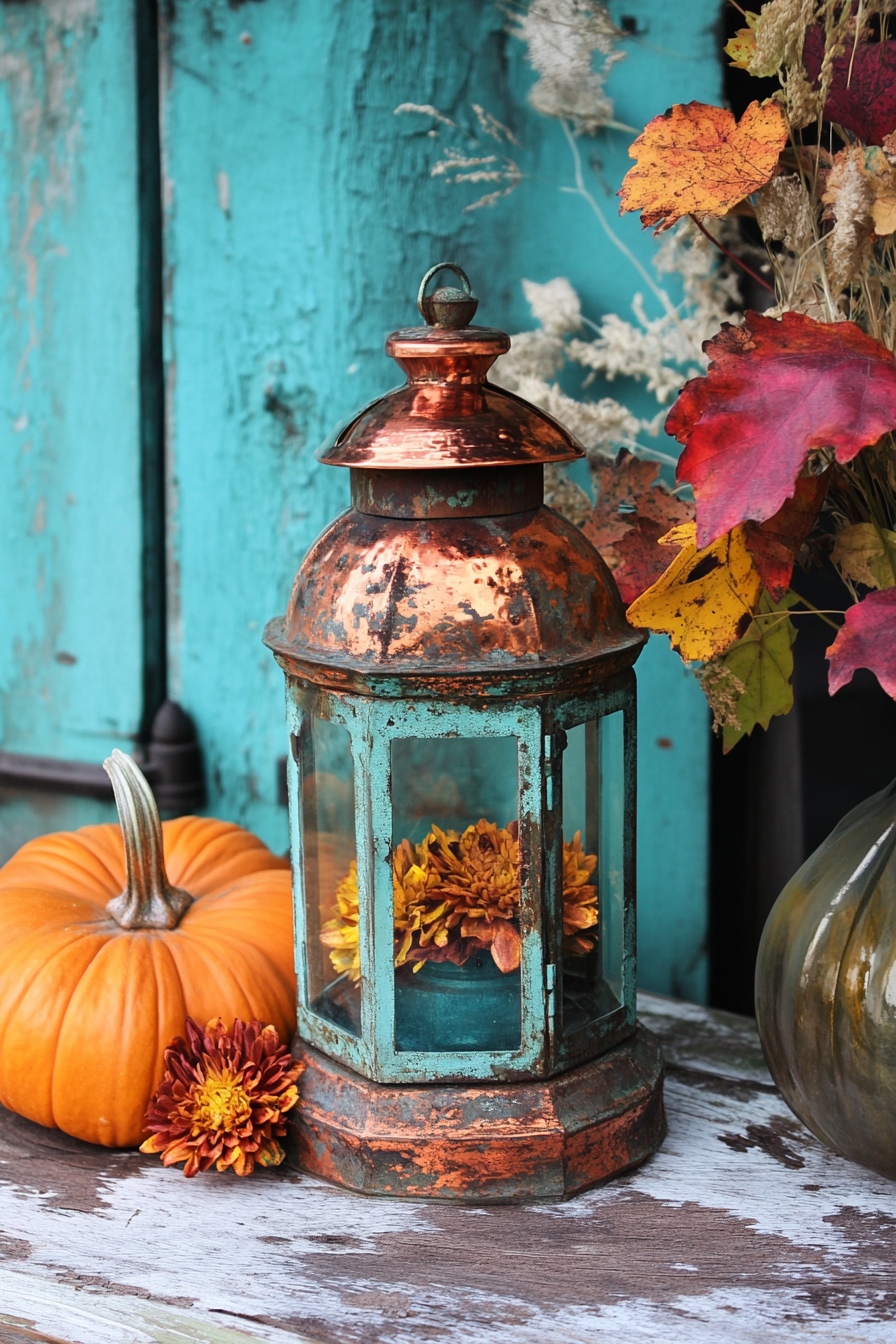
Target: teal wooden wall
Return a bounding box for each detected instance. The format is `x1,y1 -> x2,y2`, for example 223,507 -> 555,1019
0,2 -> 142,848
0,0 -> 722,1001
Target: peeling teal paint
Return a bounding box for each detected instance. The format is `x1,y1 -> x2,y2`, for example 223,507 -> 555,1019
0,1 -> 717,996
0,2 -> 144,856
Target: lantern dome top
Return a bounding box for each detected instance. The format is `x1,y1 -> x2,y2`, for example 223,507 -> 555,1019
316,263 -> 584,471
266,264 -> 645,697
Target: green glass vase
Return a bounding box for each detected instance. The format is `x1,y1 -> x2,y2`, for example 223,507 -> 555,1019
755,778 -> 896,1179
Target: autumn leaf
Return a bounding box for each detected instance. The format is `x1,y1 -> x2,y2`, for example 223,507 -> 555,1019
804,27 -> 896,147
832,523 -> 896,592
668,312 -> 896,546
827,588 -> 896,698
584,452 -> 660,548
618,100 -> 788,233
626,522 -> 762,662
724,13 -> 782,80
743,473 -> 830,600
725,22 -> 759,72
608,521 -> 689,606
583,452 -> 694,604
715,592 -> 798,752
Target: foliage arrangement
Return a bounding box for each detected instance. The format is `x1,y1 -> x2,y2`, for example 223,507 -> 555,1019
610,1 -> 896,743
450,0 -> 896,747
0,751 -> 296,1147
321,821 -> 598,980
141,1017 -> 302,1178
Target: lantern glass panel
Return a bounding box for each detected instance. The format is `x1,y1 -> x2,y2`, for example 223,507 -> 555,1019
299,714 -> 361,1037
390,734 -> 522,1054
561,711 -> 625,1035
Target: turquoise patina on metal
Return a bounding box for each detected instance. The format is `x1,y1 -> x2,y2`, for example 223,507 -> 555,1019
279,682 -> 638,1084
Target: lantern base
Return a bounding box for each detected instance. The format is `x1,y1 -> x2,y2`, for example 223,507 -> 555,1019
288,1026 -> 665,1203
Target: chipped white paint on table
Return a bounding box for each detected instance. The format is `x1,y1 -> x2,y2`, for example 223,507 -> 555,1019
0,993 -> 892,1344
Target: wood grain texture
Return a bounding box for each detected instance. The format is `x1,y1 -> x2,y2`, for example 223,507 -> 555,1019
0,1 -> 142,859
159,0 -> 722,1003
0,994 -> 891,1344
0,2 -> 144,760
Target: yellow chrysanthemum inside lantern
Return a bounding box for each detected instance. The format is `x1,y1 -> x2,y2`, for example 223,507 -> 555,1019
320,819 -> 598,982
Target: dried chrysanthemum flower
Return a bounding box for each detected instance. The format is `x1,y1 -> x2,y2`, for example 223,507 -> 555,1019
393,836 -> 455,968
140,1017 -> 302,1178
427,820 -> 523,972
322,818 -> 599,977
562,831 -> 599,954
320,859 -> 362,983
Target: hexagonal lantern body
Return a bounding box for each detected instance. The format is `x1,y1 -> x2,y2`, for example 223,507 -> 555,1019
264,270 -> 665,1200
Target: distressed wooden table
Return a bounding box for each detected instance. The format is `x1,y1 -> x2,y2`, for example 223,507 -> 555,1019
0,993 -> 892,1344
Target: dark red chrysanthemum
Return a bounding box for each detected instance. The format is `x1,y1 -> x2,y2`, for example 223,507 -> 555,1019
140,1017 -> 302,1178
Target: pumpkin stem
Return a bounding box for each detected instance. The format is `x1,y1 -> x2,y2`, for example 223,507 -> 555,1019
103,749 -> 193,930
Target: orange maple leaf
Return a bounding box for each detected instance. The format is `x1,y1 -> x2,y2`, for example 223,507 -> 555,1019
619,100 -> 788,233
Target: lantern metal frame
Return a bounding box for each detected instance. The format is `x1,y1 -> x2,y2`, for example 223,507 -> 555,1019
285,669 -> 636,1086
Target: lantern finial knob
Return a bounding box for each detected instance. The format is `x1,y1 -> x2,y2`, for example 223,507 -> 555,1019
417,262 -> 479,330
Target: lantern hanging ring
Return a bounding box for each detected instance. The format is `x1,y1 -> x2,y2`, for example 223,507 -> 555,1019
416,261 -> 479,329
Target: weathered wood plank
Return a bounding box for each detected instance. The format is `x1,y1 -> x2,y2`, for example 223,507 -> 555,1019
0,1 -> 145,858
0,994 -> 891,1344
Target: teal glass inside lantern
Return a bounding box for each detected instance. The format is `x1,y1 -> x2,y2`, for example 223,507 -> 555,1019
390,734 -> 522,1053
561,711 -> 626,1036
298,713 -> 362,1036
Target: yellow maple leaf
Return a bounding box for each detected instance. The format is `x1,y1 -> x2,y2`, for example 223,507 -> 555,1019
619,100 -> 788,233
626,522 -> 763,662
725,23 -> 759,72
724,11 -> 788,79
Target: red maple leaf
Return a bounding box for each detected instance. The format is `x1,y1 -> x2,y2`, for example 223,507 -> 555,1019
743,473 -> 830,600
668,312 -> 896,546
584,452 -> 693,605
827,588 -> 896,698
804,26 -> 896,146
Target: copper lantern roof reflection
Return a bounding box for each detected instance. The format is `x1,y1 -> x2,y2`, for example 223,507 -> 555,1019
316,325 -> 583,471
265,263 -> 645,693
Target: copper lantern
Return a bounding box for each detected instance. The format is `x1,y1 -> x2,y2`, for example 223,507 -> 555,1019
264,264 -> 665,1201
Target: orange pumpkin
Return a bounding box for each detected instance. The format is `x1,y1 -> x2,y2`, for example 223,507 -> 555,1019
0,751 -> 296,1147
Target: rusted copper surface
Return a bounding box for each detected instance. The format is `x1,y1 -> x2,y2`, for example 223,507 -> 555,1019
266,505 -> 645,688
288,1025 -> 665,1201
317,325 -> 582,470
266,293 -> 648,697
351,465 -> 544,519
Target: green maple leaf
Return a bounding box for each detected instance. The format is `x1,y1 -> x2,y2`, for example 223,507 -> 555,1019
720,591 -> 797,752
